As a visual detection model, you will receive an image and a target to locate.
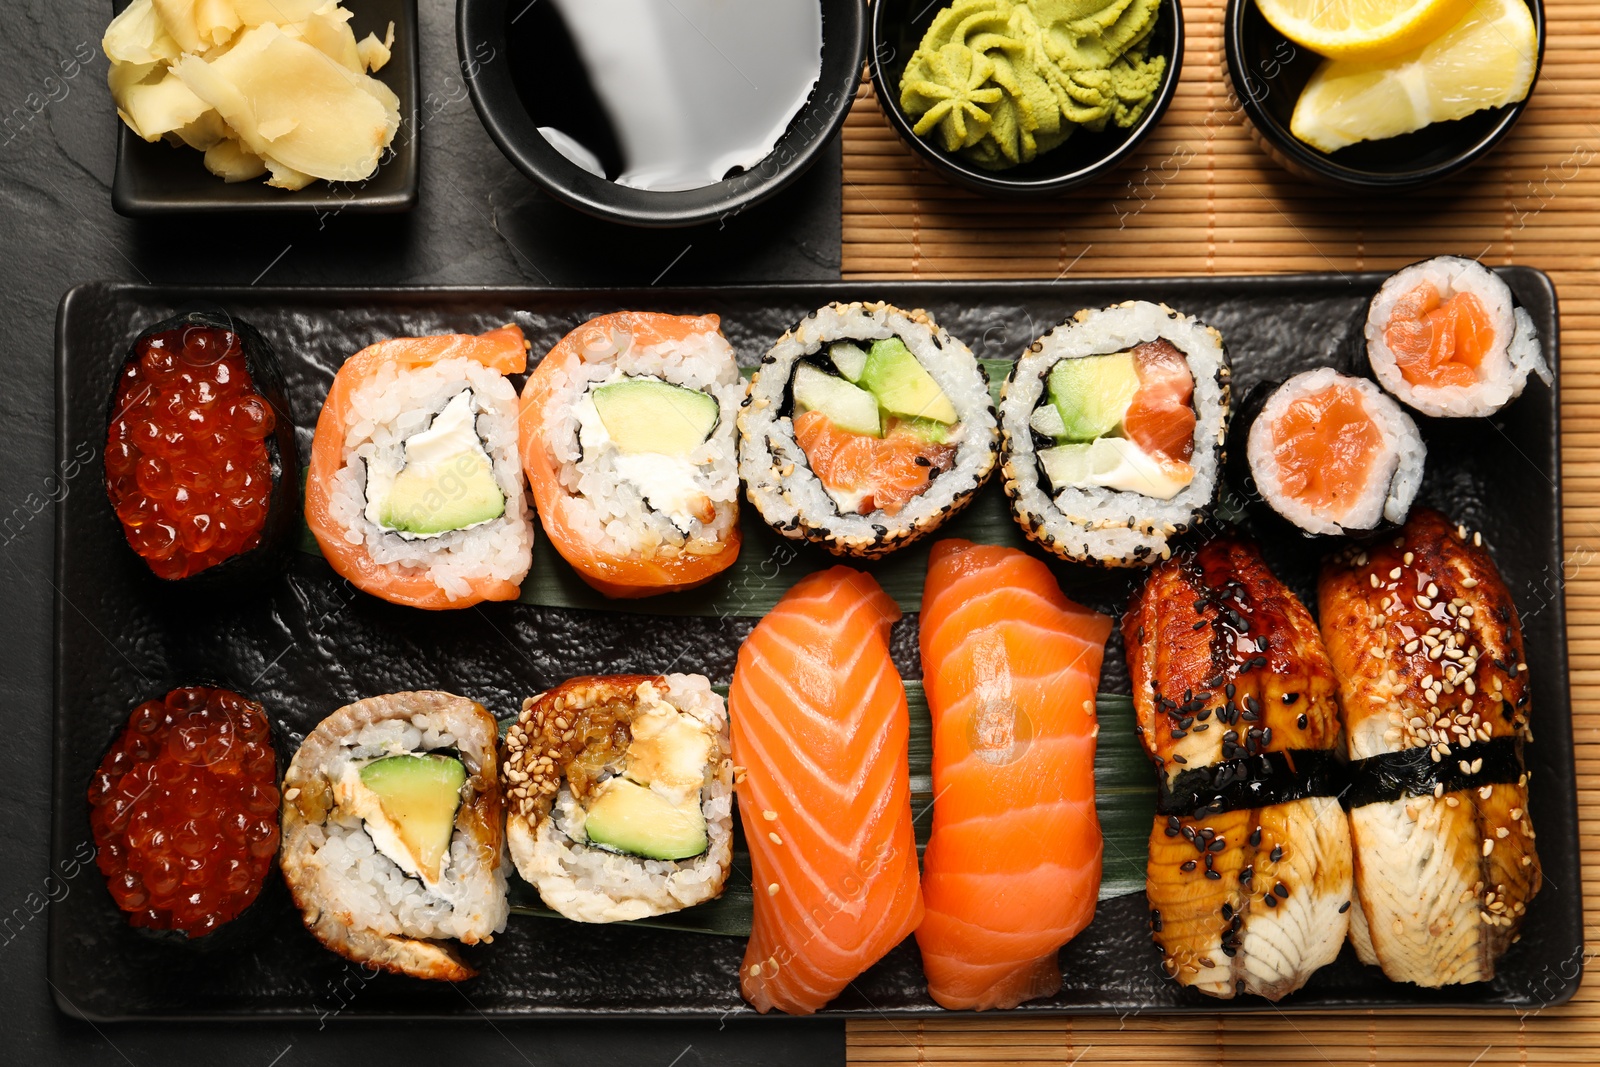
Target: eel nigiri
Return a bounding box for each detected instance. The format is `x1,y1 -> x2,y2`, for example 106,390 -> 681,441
1319,508 -> 1541,986
1123,535 -> 1353,1000
519,311 -> 743,598
916,540 -> 1111,1010
728,566 -> 924,1014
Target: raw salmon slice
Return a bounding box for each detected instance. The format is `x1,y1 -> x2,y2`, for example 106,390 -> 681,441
915,540 -> 1111,1010
793,410 -> 955,516
1383,282 -> 1494,389
1268,381 -> 1384,521
1122,339 -> 1196,463
729,566 -> 924,1014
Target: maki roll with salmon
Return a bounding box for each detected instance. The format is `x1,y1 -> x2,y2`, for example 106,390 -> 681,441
104,310 -> 298,585
520,312 -> 742,598
1366,256 -> 1550,418
501,674 -> 733,923
739,302 -> 999,559
1243,369 -> 1425,536
1123,535 -> 1353,1000
304,325 -> 535,610
279,691 -> 509,981
1319,510 -> 1541,986
1000,302 -> 1229,567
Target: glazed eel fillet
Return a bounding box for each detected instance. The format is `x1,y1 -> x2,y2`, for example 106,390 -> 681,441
1319,508 -> 1541,986
1123,535 -> 1352,1000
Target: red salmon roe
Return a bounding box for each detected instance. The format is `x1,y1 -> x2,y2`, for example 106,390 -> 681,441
105,325 -> 275,580
88,686 -> 280,937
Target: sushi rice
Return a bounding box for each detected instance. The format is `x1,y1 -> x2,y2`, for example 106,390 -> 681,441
739,301 -> 999,558
322,355 -> 533,601
1000,301 -> 1230,567
1366,256 -> 1550,418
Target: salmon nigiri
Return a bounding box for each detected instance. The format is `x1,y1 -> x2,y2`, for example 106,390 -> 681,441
916,540 -> 1112,1010
729,566 -> 924,1014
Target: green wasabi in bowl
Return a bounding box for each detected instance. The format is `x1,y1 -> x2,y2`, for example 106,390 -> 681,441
898,0 -> 1167,170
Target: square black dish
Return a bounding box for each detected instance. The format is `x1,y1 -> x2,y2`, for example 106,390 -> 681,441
51,275 -> 1581,1020
108,0 -> 420,217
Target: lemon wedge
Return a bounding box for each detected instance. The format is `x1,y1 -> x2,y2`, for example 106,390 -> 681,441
1256,0 -> 1477,60
1289,0 -> 1537,154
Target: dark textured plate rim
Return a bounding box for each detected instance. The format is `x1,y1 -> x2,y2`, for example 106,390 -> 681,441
866,0 -> 1186,196
455,0 -> 866,228
107,0 -> 422,216
49,272 -> 1581,1021
1222,0 -> 1547,190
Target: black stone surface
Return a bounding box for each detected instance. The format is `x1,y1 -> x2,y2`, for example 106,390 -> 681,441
48,275 -> 1581,1021
1,0 -> 843,1062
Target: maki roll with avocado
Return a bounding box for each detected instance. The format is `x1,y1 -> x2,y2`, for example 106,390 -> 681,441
1242,369 -> 1425,537
501,674 -> 733,923
104,310 -> 299,585
1366,256 -> 1550,418
279,691 -> 509,981
1000,302 -> 1229,567
740,302 -> 999,558
520,312 -> 743,598
304,325 -> 535,610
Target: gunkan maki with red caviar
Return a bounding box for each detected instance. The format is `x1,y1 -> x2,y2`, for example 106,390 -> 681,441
103,311 -> 298,585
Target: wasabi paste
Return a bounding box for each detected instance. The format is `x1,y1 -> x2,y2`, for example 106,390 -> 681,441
898,0 -> 1167,170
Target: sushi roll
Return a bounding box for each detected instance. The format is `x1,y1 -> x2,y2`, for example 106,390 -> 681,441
304,325 -> 535,610
1000,301 -> 1229,567
1319,510 -> 1541,986
502,674 -> 733,923
739,302 -> 999,559
1123,535 -> 1353,1001
104,310 -> 299,585
519,312 -> 743,598
1366,256 -> 1550,418
1245,369 -> 1425,537
279,691 -> 509,981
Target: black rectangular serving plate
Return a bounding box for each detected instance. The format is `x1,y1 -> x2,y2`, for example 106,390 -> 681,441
51,275 -> 1582,1021
109,0 -> 419,216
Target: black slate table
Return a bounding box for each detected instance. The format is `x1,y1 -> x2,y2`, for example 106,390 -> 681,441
0,1 -> 844,1062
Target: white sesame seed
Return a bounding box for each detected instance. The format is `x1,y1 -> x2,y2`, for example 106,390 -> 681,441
767,883 -> 781,896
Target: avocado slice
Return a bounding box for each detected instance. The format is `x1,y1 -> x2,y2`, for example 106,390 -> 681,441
898,416 -> 953,444
1046,353 -> 1141,442
358,754 -> 467,881
828,341 -> 869,383
369,390 -> 506,537
591,378 -> 719,455
792,362 -> 881,437
858,337 -> 958,424
583,778 -> 708,861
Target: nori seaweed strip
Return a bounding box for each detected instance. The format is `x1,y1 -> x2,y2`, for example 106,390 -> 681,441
1342,736 -> 1525,809
1155,749 -> 1345,819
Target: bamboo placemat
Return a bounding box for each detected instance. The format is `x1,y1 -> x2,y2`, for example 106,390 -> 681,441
839,0 -> 1597,1061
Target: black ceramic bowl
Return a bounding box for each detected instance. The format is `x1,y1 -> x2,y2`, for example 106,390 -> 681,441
109,0 -> 419,216
869,0 -> 1184,197
1224,0 -> 1545,191
457,0 -> 866,229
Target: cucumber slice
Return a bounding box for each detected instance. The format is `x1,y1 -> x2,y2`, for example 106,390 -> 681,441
828,341 -> 869,383
1028,401 -> 1068,439
793,362 -> 882,437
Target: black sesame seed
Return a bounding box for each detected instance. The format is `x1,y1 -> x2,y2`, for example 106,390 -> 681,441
1282,692 -> 1299,705
1270,845 -> 1284,862
1221,903 -> 1234,920
1199,827 -> 1215,840
1249,826 -> 1262,847
1193,723 -> 1210,732
1339,900 -> 1352,914
1225,683 -> 1236,699
913,455 -> 930,466
1240,865 -> 1254,886
1264,893 -> 1278,908
1222,946 -> 1236,957
1196,708 -> 1212,722
1205,869 -> 1221,880
1261,727 -> 1273,745
1172,754 -> 1187,764
1192,619 -> 1207,631
1181,860 -> 1197,872
1236,980 -> 1247,995
1171,729 -> 1187,739
1223,730 -> 1239,743
1297,713 -> 1308,730
1274,882 -> 1289,899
